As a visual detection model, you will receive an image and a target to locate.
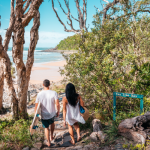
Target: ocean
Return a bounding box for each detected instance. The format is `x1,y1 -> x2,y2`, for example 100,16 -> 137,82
7,47 -> 64,64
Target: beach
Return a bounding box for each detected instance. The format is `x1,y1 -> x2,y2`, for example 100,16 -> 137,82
30,60 -> 67,84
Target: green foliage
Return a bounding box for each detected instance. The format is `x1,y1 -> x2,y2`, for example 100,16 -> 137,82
104,121 -> 118,143
123,143 -> 146,150
0,119 -> 38,150
60,5 -> 150,121
57,34 -> 80,50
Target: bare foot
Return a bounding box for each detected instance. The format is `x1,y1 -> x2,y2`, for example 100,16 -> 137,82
69,140 -> 75,145
77,136 -> 81,142
50,134 -> 56,141
46,142 -> 51,147
50,136 -> 55,141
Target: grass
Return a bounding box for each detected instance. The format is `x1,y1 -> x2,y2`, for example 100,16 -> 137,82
0,118 -> 40,150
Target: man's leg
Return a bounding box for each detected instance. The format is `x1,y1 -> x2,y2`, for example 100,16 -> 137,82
74,122 -> 81,141
45,127 -> 51,146
68,123 -> 75,145
50,122 -> 55,140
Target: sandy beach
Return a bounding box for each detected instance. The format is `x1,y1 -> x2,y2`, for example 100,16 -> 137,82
30,60 -> 66,84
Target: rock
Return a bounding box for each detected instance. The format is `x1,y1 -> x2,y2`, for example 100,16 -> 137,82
97,131 -> 106,143
22,147 -> 30,150
92,119 -> 102,132
31,148 -> 39,150
33,142 -> 42,149
118,112 -> 150,144
90,132 -> 98,141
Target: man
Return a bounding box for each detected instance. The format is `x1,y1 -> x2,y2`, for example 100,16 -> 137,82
35,79 -> 60,147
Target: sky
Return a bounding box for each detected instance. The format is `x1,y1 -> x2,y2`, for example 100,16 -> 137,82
0,0 -> 106,48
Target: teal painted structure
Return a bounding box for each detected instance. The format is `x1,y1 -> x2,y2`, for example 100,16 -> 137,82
113,92 -> 144,121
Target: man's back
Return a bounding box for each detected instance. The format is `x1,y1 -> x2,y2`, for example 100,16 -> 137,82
35,90 -> 58,119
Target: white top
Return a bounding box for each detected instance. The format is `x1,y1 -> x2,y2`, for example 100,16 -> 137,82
66,101 -> 85,126
35,90 -> 58,120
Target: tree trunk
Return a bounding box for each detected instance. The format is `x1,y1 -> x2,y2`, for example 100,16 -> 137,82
0,66 -> 4,110
12,8 -> 40,119
0,0 -> 42,120
0,35 -> 19,120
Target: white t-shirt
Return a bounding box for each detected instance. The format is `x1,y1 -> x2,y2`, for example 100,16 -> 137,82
35,90 -> 58,120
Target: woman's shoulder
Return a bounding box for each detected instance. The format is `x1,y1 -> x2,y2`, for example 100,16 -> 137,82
63,96 -> 68,103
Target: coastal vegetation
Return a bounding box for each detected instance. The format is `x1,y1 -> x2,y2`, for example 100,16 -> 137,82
1,0 -> 150,149
61,0 -> 150,122
57,34 -> 80,50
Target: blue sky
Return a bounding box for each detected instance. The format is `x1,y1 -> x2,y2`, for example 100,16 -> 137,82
0,0 -> 105,48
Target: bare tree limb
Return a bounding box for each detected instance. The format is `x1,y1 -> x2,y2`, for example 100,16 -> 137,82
52,0 -> 80,33
75,0 -> 84,30
26,10 -> 40,81
0,35 -> 18,119
83,0 -> 87,32
71,14 -> 79,22
23,0 -> 32,13
102,0 -> 120,23
52,0 -> 87,34
57,0 -> 67,15
22,0 -> 43,27
3,0 -> 15,51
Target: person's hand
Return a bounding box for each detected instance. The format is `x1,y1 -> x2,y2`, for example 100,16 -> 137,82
63,121 -> 66,127
56,111 -> 59,117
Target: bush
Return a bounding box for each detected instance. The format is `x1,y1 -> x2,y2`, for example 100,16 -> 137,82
60,14 -> 150,119
0,119 -> 38,150
57,34 -> 80,50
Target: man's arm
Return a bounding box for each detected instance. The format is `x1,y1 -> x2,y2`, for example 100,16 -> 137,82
55,99 -> 60,117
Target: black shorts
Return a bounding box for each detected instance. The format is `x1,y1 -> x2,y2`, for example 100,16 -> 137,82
41,117 -> 55,128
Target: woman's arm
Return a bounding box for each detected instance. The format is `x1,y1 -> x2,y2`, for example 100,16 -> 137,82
63,97 -> 67,126
79,95 -> 84,107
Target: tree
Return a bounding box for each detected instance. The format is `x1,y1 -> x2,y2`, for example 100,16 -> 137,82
52,0 -> 88,34
60,0 -> 150,118
0,0 -> 43,119
0,0 -> 15,110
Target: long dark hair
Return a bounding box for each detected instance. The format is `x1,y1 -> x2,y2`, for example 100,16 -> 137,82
65,83 -> 79,107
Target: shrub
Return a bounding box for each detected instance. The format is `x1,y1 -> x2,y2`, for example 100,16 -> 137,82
0,119 -> 39,150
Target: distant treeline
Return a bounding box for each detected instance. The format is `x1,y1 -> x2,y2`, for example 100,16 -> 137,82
57,34 -> 80,50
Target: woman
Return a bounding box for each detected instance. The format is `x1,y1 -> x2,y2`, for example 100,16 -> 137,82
63,83 -> 85,145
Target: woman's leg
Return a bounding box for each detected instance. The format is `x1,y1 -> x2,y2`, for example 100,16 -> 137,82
68,123 -> 75,144
74,122 -> 81,141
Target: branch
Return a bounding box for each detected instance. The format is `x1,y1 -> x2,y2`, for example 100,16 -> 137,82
75,0 -> 84,30
63,0 -> 78,32
22,0 -> 43,27
57,0 -> 67,15
26,10 -> 40,81
0,36 -> 18,115
94,5 -> 100,12
102,0 -> 120,23
71,14 -> 79,22
52,0 -> 80,33
83,0 -> 87,32
3,0 -> 15,51
23,0 -> 32,13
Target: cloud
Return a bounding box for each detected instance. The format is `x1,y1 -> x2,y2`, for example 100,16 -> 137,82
25,31 -> 74,47
0,29 -> 74,48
